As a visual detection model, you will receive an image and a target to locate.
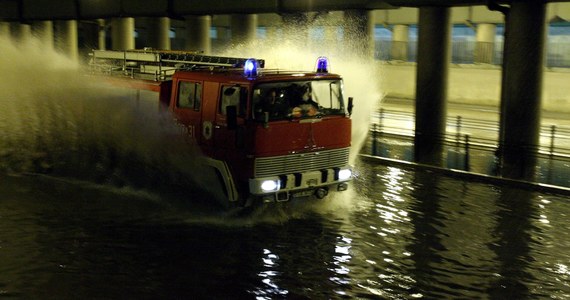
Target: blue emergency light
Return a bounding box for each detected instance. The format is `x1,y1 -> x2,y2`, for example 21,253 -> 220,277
244,58 -> 258,78
315,56 -> 329,73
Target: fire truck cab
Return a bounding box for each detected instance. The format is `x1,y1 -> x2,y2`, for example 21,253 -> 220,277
90,49 -> 353,207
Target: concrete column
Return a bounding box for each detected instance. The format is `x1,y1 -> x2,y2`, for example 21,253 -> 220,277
499,0 -> 546,181
55,20 -> 78,60
32,21 -> 54,49
14,23 -> 32,42
147,17 -> 171,50
97,19 -> 106,50
185,15 -> 211,54
0,22 -> 10,38
343,10 -> 375,59
475,23 -> 496,63
94,19 -> 107,50
230,14 -> 257,46
323,25 -> 338,44
81,20 -> 102,52
391,24 -> 409,61
111,18 -> 135,50
281,13 -> 309,42
414,7 -> 451,167
265,26 -> 278,41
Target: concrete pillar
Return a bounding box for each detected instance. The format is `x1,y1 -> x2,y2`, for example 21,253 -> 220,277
111,18 -> 135,50
281,13 -> 310,42
14,23 -> 32,42
97,19 -> 106,50
0,22 -> 10,38
391,24 -> 409,61
185,15 -> 211,54
498,0 -> 546,181
55,20 -> 78,60
80,20 -> 101,51
230,14 -> 257,46
323,25 -> 338,44
343,10 -> 375,59
265,26 -> 278,41
475,23 -> 496,64
414,7 -> 451,167
147,17 -> 171,50
32,21 -> 54,49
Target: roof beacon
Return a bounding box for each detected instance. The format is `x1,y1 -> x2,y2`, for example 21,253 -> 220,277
315,56 -> 329,73
244,58 -> 259,78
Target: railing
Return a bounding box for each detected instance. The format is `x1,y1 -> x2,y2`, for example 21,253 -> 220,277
367,108 -> 570,187
89,49 -> 266,81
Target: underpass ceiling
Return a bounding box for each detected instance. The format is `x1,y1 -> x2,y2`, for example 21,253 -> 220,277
0,0 -> 566,22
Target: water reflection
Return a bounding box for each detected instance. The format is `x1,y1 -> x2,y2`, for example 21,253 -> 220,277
487,187 -> 537,299
254,248 -> 288,299
330,235 -> 352,290
406,170 -> 448,298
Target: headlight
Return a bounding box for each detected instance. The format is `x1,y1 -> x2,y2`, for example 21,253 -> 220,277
261,180 -> 280,192
338,169 -> 352,181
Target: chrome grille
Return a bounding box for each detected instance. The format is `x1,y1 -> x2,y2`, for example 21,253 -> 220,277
254,147 -> 350,178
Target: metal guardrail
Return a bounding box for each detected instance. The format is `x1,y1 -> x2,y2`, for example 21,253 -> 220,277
371,108 -> 570,159
368,107 -> 570,187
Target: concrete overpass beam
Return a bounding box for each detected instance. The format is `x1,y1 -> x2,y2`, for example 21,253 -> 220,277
147,17 -> 171,50
475,23 -> 496,64
55,20 -> 78,60
185,15 -> 211,54
414,6 -> 451,167
111,18 -> 135,50
391,24 -> 409,61
230,14 -> 257,47
499,0 -> 546,180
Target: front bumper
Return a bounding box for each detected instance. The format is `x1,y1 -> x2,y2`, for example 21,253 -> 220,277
249,167 -> 352,201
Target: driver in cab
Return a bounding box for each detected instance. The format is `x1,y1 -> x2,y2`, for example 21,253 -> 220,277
291,84 -> 319,118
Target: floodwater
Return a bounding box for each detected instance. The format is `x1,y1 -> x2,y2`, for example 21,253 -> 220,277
1,35 -> 569,299
1,161 -> 570,299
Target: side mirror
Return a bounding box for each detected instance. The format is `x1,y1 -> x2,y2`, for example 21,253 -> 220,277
347,97 -> 354,116
227,105 -> 238,130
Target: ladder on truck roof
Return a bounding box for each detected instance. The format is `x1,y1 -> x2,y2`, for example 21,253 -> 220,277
89,49 -> 265,81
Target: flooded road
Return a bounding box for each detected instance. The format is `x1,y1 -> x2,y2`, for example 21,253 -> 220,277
1,35 -> 569,299
1,159 -> 569,299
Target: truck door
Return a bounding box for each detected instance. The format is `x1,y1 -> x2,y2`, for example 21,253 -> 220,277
171,79 -> 203,143
214,84 -> 248,151
200,81 -> 219,149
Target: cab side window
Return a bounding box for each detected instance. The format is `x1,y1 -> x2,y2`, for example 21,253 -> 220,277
220,85 -> 247,117
177,81 -> 202,111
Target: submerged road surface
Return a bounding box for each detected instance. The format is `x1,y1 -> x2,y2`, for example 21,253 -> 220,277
1,159 -> 569,299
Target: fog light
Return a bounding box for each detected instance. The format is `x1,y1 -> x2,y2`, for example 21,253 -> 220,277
315,187 -> 328,199
338,169 -> 352,181
277,192 -> 289,202
262,195 -> 275,203
337,182 -> 348,191
261,180 -> 280,192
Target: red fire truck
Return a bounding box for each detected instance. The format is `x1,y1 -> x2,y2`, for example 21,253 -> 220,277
90,49 -> 353,207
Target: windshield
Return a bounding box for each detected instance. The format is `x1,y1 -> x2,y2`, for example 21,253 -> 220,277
252,80 -> 345,121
